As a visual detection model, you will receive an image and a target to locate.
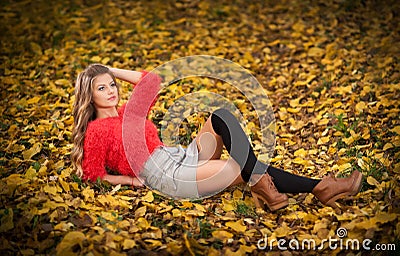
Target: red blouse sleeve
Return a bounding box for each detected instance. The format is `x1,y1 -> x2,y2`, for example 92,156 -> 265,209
82,121 -> 110,181
117,71 -> 152,116
125,70 -> 161,116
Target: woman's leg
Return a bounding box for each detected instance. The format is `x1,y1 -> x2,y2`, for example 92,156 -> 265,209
196,108 -> 320,193
195,117 -> 224,161
196,159 -> 243,196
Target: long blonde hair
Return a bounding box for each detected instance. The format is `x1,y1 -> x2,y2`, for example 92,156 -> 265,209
71,64 -> 119,177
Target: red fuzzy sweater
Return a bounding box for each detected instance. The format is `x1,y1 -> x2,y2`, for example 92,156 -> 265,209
82,72 -> 163,181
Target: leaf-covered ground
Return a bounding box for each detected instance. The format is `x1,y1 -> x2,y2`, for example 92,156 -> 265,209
1,0 -> 399,255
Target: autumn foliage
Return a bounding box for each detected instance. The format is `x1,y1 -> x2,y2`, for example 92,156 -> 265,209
0,0 -> 399,255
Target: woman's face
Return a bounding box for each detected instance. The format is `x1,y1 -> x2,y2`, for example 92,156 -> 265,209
91,73 -> 119,109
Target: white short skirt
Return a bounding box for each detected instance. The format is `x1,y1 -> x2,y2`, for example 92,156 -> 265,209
139,139 -> 199,200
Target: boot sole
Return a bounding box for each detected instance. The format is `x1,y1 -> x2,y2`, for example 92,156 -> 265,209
251,192 -> 289,211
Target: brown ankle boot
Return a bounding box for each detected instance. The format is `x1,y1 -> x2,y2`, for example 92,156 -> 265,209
312,170 -> 363,208
251,173 -> 288,211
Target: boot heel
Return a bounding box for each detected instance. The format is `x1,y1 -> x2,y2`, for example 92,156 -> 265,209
251,191 -> 288,211
324,192 -> 350,209
251,191 -> 263,209
250,173 -> 289,212
350,172 -> 363,195
325,199 -> 339,209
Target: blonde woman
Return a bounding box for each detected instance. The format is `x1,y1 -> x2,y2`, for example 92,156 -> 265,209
71,64 -> 363,211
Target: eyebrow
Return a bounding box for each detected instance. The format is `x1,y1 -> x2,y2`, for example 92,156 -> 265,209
95,81 -> 115,87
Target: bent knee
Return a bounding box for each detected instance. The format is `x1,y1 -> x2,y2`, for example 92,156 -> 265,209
212,108 -> 234,119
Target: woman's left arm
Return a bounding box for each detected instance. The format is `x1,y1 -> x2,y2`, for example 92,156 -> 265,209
103,174 -> 144,187
109,67 -> 143,84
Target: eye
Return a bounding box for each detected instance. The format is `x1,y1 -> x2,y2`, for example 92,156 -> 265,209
98,86 -> 105,91
110,82 -> 116,87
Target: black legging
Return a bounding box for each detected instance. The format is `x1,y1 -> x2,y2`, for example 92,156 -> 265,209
211,108 -> 320,193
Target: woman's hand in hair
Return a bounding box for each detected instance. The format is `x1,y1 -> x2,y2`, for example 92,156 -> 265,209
108,67 -> 143,85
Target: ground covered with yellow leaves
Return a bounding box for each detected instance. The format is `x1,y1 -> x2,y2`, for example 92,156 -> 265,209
1,0 -> 399,255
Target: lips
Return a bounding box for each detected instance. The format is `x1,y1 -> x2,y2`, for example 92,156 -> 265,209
108,96 -> 117,101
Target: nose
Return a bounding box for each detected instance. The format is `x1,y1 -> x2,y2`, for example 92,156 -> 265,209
107,86 -> 114,95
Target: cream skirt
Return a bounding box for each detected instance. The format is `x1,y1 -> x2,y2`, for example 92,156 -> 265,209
139,139 -> 199,200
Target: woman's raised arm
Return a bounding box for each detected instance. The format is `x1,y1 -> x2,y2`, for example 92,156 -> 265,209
108,67 -> 143,84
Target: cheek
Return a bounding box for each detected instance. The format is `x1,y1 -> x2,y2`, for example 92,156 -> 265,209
92,91 -> 103,102
92,91 -> 100,100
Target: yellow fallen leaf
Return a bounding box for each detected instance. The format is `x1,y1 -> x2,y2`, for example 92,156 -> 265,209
355,101 -> 367,113
56,231 -> 86,256
318,118 -> 330,126
135,205 -> 147,217
289,97 -> 301,107
49,82 -> 67,97
24,166 -> 37,179
142,191 -> 154,202
333,85 -> 352,94
367,176 -> 379,187
0,208 -> 14,232
30,42 -> 42,55
294,148 -> 307,158
258,153 -> 272,162
44,184 -> 59,196
233,189 -> 243,199
226,219 -> 246,233
374,212 -> 398,224
26,96 -> 41,105
54,222 -> 74,231
293,157 -> 311,166
22,142 -> 42,160
144,239 -> 162,249
274,222 -> 297,237
222,198 -> 235,212
185,209 -> 205,217
117,220 -> 131,229
90,56 -> 102,62
82,187 -> 95,202
338,163 -> 352,172
101,57 -> 110,65
100,211 -> 118,222
123,239 -> 136,250
342,136 -> 355,145
225,244 -> 256,256
355,219 -> 378,230
172,209 -> 181,217
137,217 -> 150,230
391,126 -> 400,135
308,47 -> 325,57
383,143 -> 394,151
357,158 -> 368,170
287,107 -> 301,113
193,203 -> 206,212
180,201 -> 193,208
268,39 -> 280,46
59,178 -> 70,193
212,230 -> 233,241
55,79 -> 71,86
317,136 -> 330,145
361,128 -> 370,139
